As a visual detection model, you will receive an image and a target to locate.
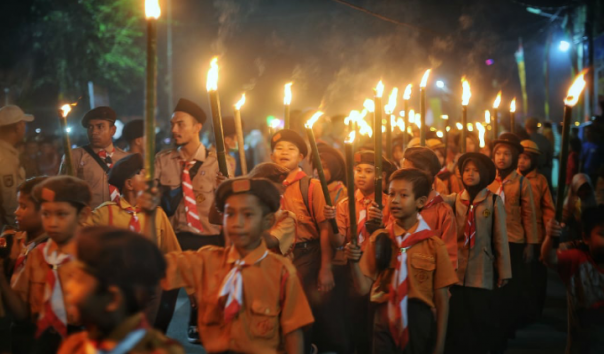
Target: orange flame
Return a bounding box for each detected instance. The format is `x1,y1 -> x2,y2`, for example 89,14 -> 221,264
467,123 -> 474,132
403,84 -> 412,100
436,130 -> 444,138
408,109 -> 415,124
363,98 -> 375,113
234,94 -> 246,110
510,98 -> 516,113
396,117 -> 405,131
60,104 -> 72,118
461,77 -> 471,106
344,110 -> 360,126
420,69 -> 431,88
305,111 -> 324,129
206,57 -> 219,92
375,80 -> 384,98
385,87 -> 398,114
345,131 -> 356,144
415,113 -> 421,129
476,123 -> 486,147
493,91 -> 502,109
284,82 -> 293,105
145,0 -> 161,19
485,110 -> 491,124
442,114 -> 449,120
456,122 -> 463,130
564,72 -> 587,107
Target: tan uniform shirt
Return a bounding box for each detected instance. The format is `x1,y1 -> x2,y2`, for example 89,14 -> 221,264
60,144 -> 131,209
0,139 -> 25,225
488,170 -> 539,244
154,144 -> 221,236
521,169 -> 555,243
162,241 -> 314,353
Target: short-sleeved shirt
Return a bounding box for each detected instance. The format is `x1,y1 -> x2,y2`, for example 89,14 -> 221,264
12,238 -> 77,323
60,144 -> 131,209
58,313 -> 184,354
360,221 -> 458,307
420,190 -> 458,269
270,209 -> 296,257
154,144 -> 221,236
162,241 -> 314,353
557,248 -> 604,354
281,173 -> 327,243
335,190 -> 390,249
86,199 -> 181,254
0,139 -> 25,225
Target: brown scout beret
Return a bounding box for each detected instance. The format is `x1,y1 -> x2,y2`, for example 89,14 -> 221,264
215,177 -> 281,213
271,129 -> 308,158
81,106 -> 117,128
354,151 -> 395,173
108,153 -> 143,192
33,176 -> 92,207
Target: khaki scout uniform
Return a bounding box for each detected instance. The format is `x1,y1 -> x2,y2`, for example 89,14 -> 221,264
0,139 -> 25,225
58,313 -> 184,354
60,144 -> 130,209
154,144 -> 221,236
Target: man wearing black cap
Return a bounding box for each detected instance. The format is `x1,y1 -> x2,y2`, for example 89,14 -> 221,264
121,119 -> 145,155
154,98 -> 223,340
60,106 -> 130,209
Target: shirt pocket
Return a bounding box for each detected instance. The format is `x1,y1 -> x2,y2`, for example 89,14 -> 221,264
248,299 -> 279,339
410,254 -> 435,291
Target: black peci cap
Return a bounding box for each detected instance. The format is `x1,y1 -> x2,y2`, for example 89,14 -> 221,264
81,106 -> 117,128
174,98 -> 207,124
122,119 -> 144,142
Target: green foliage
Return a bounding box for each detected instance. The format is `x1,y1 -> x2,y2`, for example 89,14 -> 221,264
31,0 -> 145,98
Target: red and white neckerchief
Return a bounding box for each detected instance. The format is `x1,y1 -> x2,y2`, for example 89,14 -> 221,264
180,160 -> 203,233
386,215 -> 433,350
11,239 -> 42,287
356,197 -> 372,246
423,192 -> 444,209
121,205 -> 141,233
494,176 -> 511,203
98,149 -> 120,203
218,250 -> 269,322
460,191 -> 488,249
36,241 -> 72,338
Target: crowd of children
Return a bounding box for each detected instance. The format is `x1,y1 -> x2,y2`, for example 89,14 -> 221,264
1,100 -> 603,354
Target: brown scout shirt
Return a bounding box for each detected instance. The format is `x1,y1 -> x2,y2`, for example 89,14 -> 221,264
154,144 -> 221,236
58,313 -> 184,354
420,190 -> 458,269
488,170 -> 539,244
161,241 -> 314,353
281,173 -> 327,243
60,144 -> 131,209
0,139 -> 26,225
360,220 -> 458,306
521,169 -> 555,243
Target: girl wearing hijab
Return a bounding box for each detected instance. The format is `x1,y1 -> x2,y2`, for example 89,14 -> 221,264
313,144 -> 348,205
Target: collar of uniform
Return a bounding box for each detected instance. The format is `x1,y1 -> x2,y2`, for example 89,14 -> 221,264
46,237 -> 76,257
92,144 -> 115,154
460,188 -> 490,204
427,189 -> 439,203
225,239 -> 268,265
355,189 -> 375,203
0,139 -> 18,157
392,219 -> 419,237
521,169 -> 537,179
26,232 -> 49,248
118,198 -> 137,211
176,143 -> 206,163
90,313 -> 146,344
497,169 -> 518,183
328,181 -> 342,192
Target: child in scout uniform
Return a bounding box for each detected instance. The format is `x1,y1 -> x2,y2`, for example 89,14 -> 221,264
401,147 -> 458,269
58,226 -> 183,354
162,177 -> 314,354
87,153 -> 181,254
270,129 -> 333,353
444,153 -> 511,354
345,168 -> 458,354
61,106 -> 131,209
313,144 -> 348,205
121,119 -> 145,155
427,138 -> 463,195
6,176 -> 92,354
0,176 -> 48,353
488,133 -> 538,347
518,139 -> 555,321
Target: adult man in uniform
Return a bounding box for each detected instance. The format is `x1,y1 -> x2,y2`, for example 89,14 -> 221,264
154,98 -> 224,341
60,106 -> 130,209
0,105 -> 33,226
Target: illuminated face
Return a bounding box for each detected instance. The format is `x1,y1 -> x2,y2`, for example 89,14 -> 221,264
126,168 -> 147,194
223,194 -> 270,252
354,163 -> 376,194
493,145 -> 513,170
517,153 -> 532,172
462,161 -> 480,187
40,202 -> 83,244
388,179 -> 425,220
15,192 -> 42,233
63,264 -> 100,326
170,112 -> 201,146
87,119 -> 116,149
271,141 -> 303,171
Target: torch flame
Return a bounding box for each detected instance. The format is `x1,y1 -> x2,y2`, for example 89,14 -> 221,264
564,72 -> 587,107
60,104 -> 72,118
375,80 -> 384,98
442,114 -> 449,120
344,110 -> 360,126
206,57 -> 219,92
485,110 -> 491,124
396,117 -> 405,131
345,131 -> 356,144
284,82 -> 293,105
305,111 -> 324,129
493,91 -> 502,109
467,123 -> 474,132
385,87 -> 398,114
403,84 -> 412,100
510,98 -> 516,113
145,0 -> 161,19
461,77 -> 471,106
408,109 -> 415,124
420,69 -> 431,88
415,113 -> 421,129
363,99 -> 375,113
456,122 -> 463,130
234,94 -> 246,110
476,123 -> 486,148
